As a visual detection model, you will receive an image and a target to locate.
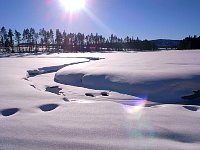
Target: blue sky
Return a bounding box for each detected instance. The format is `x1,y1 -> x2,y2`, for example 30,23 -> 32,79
0,0 -> 200,40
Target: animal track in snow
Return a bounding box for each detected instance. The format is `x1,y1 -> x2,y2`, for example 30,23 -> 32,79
39,104 -> 59,112
1,108 -> 20,117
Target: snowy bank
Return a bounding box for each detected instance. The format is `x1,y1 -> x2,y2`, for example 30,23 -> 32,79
55,50 -> 200,104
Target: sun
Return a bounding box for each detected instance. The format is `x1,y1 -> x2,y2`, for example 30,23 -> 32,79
59,0 -> 86,12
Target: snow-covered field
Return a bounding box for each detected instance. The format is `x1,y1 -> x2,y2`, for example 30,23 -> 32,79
0,50 -> 200,150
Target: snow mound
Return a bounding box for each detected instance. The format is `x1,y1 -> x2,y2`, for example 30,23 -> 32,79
55,50 -> 200,104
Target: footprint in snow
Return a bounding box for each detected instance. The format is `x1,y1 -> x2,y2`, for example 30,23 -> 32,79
30,84 -> 36,89
39,104 -> 59,112
63,97 -> 69,102
85,93 -> 95,97
1,108 -> 20,117
101,92 -> 109,96
23,77 -> 29,81
85,91 -> 109,97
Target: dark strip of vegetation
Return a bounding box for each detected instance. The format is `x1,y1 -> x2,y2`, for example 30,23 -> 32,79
182,90 -> 200,100
178,35 -> 200,50
0,26 -> 157,53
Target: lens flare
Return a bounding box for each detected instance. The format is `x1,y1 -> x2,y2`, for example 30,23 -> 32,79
123,97 -> 147,114
83,8 -> 112,35
123,96 -> 156,148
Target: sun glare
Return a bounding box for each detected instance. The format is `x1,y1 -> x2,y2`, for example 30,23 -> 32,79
59,0 -> 86,12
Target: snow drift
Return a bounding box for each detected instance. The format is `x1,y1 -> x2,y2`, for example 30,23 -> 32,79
55,50 -> 200,104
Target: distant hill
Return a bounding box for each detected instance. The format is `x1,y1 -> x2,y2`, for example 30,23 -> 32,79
151,39 -> 180,49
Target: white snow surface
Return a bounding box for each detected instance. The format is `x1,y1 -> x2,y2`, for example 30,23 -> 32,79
55,50 -> 200,103
0,50 -> 200,150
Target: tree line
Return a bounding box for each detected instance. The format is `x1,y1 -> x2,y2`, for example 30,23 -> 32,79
178,35 -> 200,50
0,26 -> 157,53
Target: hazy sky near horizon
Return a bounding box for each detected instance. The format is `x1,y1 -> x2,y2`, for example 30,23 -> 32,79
0,0 -> 200,40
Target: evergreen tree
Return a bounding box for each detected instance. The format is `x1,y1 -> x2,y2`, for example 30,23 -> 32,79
30,28 -> 36,43
39,28 -> 47,49
8,29 -> 14,52
178,35 -> 200,50
45,30 -> 50,51
14,30 -> 21,52
0,37 -> 3,48
22,29 -> 30,43
55,29 -> 62,50
0,27 -> 7,47
0,26 -> 158,52
49,29 -> 54,44
34,32 -> 39,52
5,38 -> 10,52
63,30 -> 67,41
